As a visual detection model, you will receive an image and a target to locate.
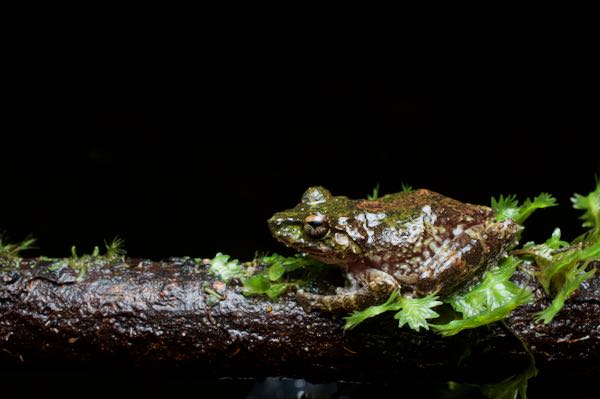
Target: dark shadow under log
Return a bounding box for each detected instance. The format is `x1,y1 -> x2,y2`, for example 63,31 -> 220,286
0,258 -> 598,385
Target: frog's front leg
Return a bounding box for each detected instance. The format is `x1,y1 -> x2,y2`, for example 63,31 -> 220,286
296,268 -> 398,313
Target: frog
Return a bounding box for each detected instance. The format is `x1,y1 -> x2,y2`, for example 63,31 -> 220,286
268,186 -> 520,313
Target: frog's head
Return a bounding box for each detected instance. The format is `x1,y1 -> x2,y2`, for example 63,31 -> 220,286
268,186 -> 363,265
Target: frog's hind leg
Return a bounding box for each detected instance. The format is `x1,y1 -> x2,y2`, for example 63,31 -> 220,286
296,268 -> 398,313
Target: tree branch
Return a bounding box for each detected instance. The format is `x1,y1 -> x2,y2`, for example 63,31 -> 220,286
0,258 -> 598,382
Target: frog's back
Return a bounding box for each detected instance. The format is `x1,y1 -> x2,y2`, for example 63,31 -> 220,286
354,189 -> 517,295
357,189 -> 493,223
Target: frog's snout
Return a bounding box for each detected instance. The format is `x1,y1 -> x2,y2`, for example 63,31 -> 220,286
267,213 -> 285,238
268,213 -> 303,246
267,212 -> 283,228
267,215 -> 279,235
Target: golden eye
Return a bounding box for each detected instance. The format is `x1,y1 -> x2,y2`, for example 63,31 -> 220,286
304,213 -> 329,239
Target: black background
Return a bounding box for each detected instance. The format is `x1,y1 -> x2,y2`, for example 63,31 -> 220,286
2,78 -> 599,260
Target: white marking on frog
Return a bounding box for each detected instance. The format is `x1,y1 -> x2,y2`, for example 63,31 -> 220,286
335,233 -> 349,246
453,224 -> 464,236
422,205 -> 437,224
365,212 -> 386,227
380,227 -> 404,245
402,218 -> 426,244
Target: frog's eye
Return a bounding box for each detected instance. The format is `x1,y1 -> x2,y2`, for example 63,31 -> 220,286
303,213 -> 329,239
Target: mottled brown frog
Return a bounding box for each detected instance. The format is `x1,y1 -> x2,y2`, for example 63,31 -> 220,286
268,187 -> 520,312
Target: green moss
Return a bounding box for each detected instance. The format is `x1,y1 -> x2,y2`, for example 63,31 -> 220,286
512,182 -> 600,324
0,235 -> 36,271
205,252 -> 333,300
241,253 -> 327,299
432,257 -> 532,336
492,193 -> 557,225
55,238 -> 127,281
367,184 -> 380,200
208,253 -> 247,282
0,235 -> 36,258
571,179 -> 600,235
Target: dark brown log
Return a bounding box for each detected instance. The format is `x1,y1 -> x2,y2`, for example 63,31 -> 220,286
0,258 -> 598,383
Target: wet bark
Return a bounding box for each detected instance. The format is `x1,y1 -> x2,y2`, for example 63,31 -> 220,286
0,258 -> 598,382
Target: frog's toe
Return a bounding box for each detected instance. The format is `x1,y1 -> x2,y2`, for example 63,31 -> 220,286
295,289 -> 316,313
296,289 -> 357,313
